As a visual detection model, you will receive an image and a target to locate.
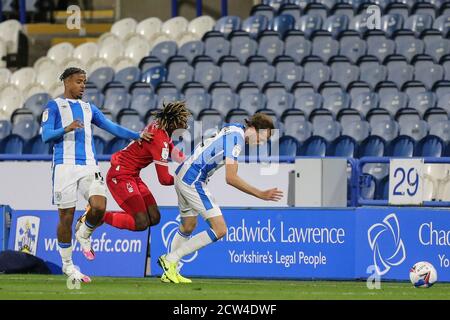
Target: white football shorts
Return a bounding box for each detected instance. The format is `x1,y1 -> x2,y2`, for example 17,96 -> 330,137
52,164 -> 107,209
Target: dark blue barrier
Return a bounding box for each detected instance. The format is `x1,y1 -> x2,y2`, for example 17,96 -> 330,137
7,210 -> 149,277
151,206 -> 450,282
0,205 -> 12,251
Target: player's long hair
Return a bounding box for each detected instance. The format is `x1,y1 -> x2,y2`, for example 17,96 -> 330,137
152,101 -> 191,133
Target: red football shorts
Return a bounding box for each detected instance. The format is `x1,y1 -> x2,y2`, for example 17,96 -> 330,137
106,167 -> 157,216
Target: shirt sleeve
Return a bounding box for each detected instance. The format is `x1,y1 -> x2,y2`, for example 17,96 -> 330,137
148,135 -> 174,186
41,100 -> 65,143
224,132 -> 245,161
91,105 -> 140,140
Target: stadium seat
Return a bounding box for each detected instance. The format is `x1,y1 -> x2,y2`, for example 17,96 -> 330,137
269,14 -> 296,38
381,14 -> 404,38
297,14 -> 323,38
24,93 -> 51,119
274,56 -> 303,90
185,93 -> 211,119
257,30 -> 284,64
302,57 -> 331,90
366,31 -> 396,63
379,92 -> 408,117
242,15 -> 269,39
188,15 -> 215,39
86,57 -> 109,75
413,2 -> 437,19
213,16 -> 241,37
304,3 -> 328,21
162,16 -> 189,40
220,56 -> 249,91
136,17 -> 163,42
105,137 -> 130,155
386,2 -> 411,22
387,135 -> 415,157
349,13 -> 371,34
358,135 -> 386,157
167,56 -> 194,91
359,56 -> 387,89
0,119 -> 12,141
398,117 -> 428,141
429,120 -> 450,142
0,84 -> 23,121
385,55 -> 414,89
197,109 -> 223,139
262,0 -> 286,10
91,136 -> 106,155
178,40 -> 204,64
183,81 -> 206,96
421,29 -> 443,48
279,135 -> 299,157
425,38 -> 450,64
327,135 -> 357,157
150,41 -> 178,65
291,81 -> 315,98
283,115 -> 312,143
263,81 -> 286,101
0,67 -> 11,87
250,4 -> 276,20
394,30 -> 425,63
247,56 -> 276,90
103,82 -> 130,119
229,31 -> 257,65
338,31 -> 367,64
11,113 -> 39,141
350,92 -> 379,118
370,119 -> 399,143
82,83 -> 104,108
88,67 -> 115,92
193,56 -> 221,90
209,81 -> 233,98
298,136 -> 328,156
311,31 -> 339,63
225,109 -> 249,125
139,55 -> 163,73
129,83 -> 156,119
408,91 -> 436,117
341,120 -> 370,143
0,134 -> 24,154
322,92 -> 350,118
10,67 -> 36,92
413,55 -> 445,90
267,92 -> 294,118
433,14 -> 450,37
414,135 -> 444,157
123,34 -> 151,64
47,42 -> 74,63
239,92 -> 267,115
424,107 -> 449,125
434,80 -> 450,99
323,14 -> 349,39
203,31 -> 231,64
404,14 -> 434,36
98,40 -> 124,66
114,66 -> 140,92
330,56 -> 359,89
337,108 -> 362,127
118,109 -> 145,132
211,92 -> 239,118
312,118 -> 341,142
294,93 -> 322,119
23,135 -> 50,155
111,18 -> 137,40
177,32 -> 199,47
284,30 -> 312,64
278,3 -> 301,25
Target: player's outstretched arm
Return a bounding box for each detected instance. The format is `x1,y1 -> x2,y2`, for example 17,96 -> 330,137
225,158 -> 283,202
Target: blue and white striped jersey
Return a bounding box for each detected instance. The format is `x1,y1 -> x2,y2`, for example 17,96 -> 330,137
175,123 -> 245,185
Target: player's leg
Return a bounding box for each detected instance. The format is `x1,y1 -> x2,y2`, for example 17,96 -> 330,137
136,177 -> 161,227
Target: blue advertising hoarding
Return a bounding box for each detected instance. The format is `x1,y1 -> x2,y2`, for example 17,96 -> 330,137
8,210 -> 149,277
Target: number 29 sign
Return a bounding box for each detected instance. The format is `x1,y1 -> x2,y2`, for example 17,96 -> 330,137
388,158 -> 424,205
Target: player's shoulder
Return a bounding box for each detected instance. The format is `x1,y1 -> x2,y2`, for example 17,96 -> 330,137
221,123 -> 245,137
146,122 -> 168,138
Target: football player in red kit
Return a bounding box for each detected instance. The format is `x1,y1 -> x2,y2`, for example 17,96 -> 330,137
80,101 -> 191,233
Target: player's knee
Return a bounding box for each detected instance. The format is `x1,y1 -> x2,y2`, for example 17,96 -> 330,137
147,207 -> 161,226
134,213 -> 150,231
91,202 -> 106,214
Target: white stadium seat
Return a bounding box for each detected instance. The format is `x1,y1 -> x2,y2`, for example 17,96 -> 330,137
149,33 -> 173,50
188,15 -> 215,38
86,57 -> 109,74
0,84 -> 24,121
73,42 -> 99,64
0,39 -> 6,68
111,18 -> 138,40
33,57 -> 59,75
162,16 -> 189,40
49,82 -> 64,98
113,57 -> 136,72
10,67 -> 37,92
98,32 -> 121,48
0,19 -> 22,54
47,42 -> 75,63
124,34 -> 151,64
136,17 -> 162,42
423,164 -> 450,201
176,31 -> 199,47
98,41 -> 124,66
0,68 -> 12,86
24,83 -> 47,100
61,57 -> 86,71
36,63 -> 62,91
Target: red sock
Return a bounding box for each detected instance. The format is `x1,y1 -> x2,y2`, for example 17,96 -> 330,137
103,212 -> 136,231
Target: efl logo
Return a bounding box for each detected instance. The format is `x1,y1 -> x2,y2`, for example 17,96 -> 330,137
14,216 -> 40,256
366,5 -> 381,30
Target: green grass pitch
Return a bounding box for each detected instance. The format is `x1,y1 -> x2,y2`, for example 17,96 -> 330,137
0,275 -> 449,300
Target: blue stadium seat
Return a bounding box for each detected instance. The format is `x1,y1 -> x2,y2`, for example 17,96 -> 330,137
203,31 -> 231,63
291,81 -> 314,98
211,92 -> 239,118
274,56 -> 303,90
349,12 -> 371,34
408,91 -> 436,117
381,14 -> 404,38
139,56 -> 163,73
118,110 -> 145,132
23,135 -> 50,154
257,30 -> 284,64
284,30 -> 312,64
311,31 -> 339,63
348,81 -> 371,101
150,41 -> 177,65
220,56 -> 249,91
167,56 -> 194,91
92,136 -> 106,155
114,66 -> 141,92
83,82 -> 104,107
283,115 -> 312,143
0,120 -> 12,141
422,29 -> 444,48
413,2 -> 437,19
103,82 -> 130,119
330,56 -> 359,89
24,93 -> 51,119
323,14 -> 349,38
338,31 -> 367,64
229,31 -> 258,64
239,92 -> 267,115
156,91 -> 181,109
433,14 -> 450,37
434,80 -> 450,99
105,137 -> 130,155
185,93 -> 211,119
312,118 -> 341,142
264,82 -> 287,101
209,81 -> 233,98
250,4 -> 275,20
413,55 -> 445,90
304,3 -> 328,21
262,0 -> 286,10
385,2 -> 410,22
214,16 -> 242,37
290,0 -> 314,10
302,56 -> 331,90
0,134 -> 24,154
424,107 -> 449,126
429,120 -> 450,142
294,93 -> 322,119
398,117 -> 428,141
278,3 -> 301,26
247,56 -> 276,90
322,92 -> 350,118
351,92 -> 379,118
141,65 -> 167,89
129,82 -> 156,119
226,109 -> 249,125
267,92 -> 294,118
358,56 -> 388,89
394,30 -> 425,63
387,135 -> 415,157
299,136 -> 328,156
279,135 -> 299,157
425,38 -> 450,64
385,55 -> 414,89
197,109 -> 223,138
369,119 -> 399,143
268,14 -> 296,37
442,55 -> 450,80
297,14 -> 323,38
414,135 -> 444,157
92,110 -> 114,142
376,176 -> 389,201
366,31 -> 396,63
193,55 -> 221,90
341,120 -> 370,143
358,135 -> 386,157
327,135 -> 357,157
178,40 -> 205,64
89,67 -> 115,92
242,15 -> 269,39
11,110 -> 39,140
405,14 -> 434,36
183,82 -> 207,100
379,92 -> 408,117
337,109 -> 362,127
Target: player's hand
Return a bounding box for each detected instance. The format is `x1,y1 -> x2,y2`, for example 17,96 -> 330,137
259,188 -> 283,201
64,120 -> 84,133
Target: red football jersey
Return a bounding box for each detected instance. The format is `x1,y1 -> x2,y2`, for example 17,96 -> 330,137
110,122 -> 185,185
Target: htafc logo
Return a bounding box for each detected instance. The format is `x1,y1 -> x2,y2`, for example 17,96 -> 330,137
367,213 -> 406,276
161,215 -> 198,269
14,216 -> 40,255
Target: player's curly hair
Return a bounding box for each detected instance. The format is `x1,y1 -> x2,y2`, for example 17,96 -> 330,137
152,101 -> 191,132
245,113 -> 275,131
59,67 -> 86,81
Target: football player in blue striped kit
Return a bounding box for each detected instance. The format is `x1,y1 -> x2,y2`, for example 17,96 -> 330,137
41,67 -> 152,283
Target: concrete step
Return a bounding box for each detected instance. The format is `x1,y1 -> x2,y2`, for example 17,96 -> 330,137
25,23 -> 111,36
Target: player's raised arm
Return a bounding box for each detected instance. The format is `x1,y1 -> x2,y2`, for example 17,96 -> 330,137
91,104 -> 153,142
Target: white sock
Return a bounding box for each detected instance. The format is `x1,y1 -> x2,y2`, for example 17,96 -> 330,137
166,229 -> 218,263
170,229 -> 191,252
79,222 -> 93,238
59,245 -> 73,267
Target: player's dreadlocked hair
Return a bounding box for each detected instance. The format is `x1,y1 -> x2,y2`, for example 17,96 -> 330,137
152,101 -> 191,132
59,67 -> 86,81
